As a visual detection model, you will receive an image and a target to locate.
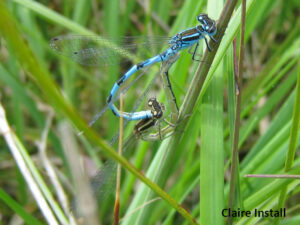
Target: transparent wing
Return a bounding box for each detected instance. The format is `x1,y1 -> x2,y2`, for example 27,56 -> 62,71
50,35 -> 171,66
90,134 -> 136,204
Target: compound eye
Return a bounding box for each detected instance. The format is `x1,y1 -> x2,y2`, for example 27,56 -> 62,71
148,99 -> 154,106
197,13 -> 208,24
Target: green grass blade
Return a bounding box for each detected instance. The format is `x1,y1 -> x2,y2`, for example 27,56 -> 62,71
0,188 -> 43,225
276,60 -> 300,225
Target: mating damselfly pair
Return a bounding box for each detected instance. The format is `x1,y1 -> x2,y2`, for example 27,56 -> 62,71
50,13 -> 218,140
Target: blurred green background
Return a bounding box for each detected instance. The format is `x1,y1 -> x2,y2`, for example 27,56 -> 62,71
0,0 -> 300,225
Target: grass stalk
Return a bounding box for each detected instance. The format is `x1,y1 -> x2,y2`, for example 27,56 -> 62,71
227,1 -> 246,224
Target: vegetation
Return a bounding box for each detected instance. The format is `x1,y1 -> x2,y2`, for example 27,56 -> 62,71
0,0 -> 299,224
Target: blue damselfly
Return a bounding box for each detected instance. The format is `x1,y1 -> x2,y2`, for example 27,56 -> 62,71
50,13 -> 217,125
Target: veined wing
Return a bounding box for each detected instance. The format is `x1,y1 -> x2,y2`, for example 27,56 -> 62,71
50,35 -> 171,66
90,134 -> 136,204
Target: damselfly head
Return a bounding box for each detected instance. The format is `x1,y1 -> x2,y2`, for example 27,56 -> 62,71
148,98 -> 164,119
197,13 -> 217,36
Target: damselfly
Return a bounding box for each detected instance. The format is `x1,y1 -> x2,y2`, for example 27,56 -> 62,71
50,13 -> 217,125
